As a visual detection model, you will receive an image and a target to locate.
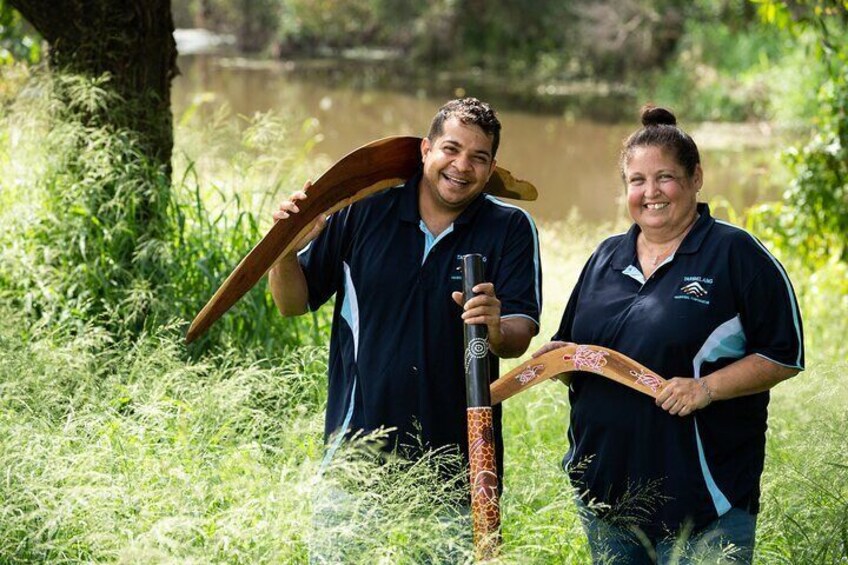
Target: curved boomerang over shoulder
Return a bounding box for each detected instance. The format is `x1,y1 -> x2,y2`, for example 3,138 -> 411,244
490,344 -> 667,405
186,135 -> 538,343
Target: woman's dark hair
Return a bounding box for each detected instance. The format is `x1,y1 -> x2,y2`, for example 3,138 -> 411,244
620,105 -> 700,179
427,97 -> 501,158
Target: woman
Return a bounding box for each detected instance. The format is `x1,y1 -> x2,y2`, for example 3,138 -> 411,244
537,106 -> 804,563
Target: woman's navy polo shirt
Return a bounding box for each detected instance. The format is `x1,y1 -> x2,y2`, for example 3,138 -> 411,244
299,173 -> 541,471
554,203 -> 804,536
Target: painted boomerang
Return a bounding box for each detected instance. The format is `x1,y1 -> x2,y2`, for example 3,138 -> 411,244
185,135 -> 537,343
490,344 -> 667,405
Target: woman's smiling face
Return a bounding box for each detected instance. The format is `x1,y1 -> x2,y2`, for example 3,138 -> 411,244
624,145 -> 702,239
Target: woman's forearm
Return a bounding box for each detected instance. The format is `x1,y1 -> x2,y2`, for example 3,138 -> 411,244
701,354 -> 799,401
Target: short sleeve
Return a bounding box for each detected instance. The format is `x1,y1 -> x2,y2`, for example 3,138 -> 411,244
738,250 -> 805,369
297,207 -> 353,311
494,211 -> 542,333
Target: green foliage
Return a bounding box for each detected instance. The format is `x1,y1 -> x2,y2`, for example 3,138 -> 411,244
173,0 -> 281,53
171,0 -> 841,122
0,73 -> 177,336
279,0 -> 379,50
0,71 -> 329,355
0,311 -> 328,562
750,1 -> 848,264
0,1 -> 41,65
0,311 -> 467,563
639,0 -> 827,122
451,1 -> 572,72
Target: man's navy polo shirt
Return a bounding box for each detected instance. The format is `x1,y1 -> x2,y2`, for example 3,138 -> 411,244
299,172 -> 541,470
554,203 -> 804,536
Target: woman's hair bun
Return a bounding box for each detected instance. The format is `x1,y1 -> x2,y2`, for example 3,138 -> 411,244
640,105 -> 677,127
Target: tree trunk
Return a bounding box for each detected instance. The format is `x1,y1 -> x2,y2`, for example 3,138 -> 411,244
8,0 -> 178,169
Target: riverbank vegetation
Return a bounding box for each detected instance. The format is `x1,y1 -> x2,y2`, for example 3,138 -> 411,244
168,0 -> 835,123
1,0 -> 847,562
4,1 -> 836,122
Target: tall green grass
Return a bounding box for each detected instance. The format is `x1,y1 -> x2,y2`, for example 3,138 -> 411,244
0,312 -> 485,563
0,72 -> 329,357
2,219 -> 844,563
1,70 -> 846,563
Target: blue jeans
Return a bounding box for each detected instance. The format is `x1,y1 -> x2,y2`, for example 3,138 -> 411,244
577,502 -> 757,564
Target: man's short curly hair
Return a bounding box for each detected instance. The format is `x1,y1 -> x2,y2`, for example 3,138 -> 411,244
427,97 -> 501,158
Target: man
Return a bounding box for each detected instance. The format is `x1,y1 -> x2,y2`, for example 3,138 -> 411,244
269,97 -> 541,477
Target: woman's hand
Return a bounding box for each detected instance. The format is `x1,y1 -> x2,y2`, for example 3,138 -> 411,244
531,340 -> 572,385
655,377 -> 712,417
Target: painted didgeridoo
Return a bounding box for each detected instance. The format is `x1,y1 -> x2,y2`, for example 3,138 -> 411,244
461,254 -> 500,559
490,344 -> 668,406
185,136 -> 537,344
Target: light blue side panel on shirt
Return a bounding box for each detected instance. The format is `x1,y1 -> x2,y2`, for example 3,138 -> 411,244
692,315 -> 746,379
690,315 -> 746,516
322,261 -> 361,470
716,220 -> 804,368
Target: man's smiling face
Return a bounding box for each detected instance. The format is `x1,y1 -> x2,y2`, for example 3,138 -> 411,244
419,116 -> 497,212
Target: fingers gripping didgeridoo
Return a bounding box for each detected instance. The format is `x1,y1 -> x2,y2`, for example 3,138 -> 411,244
490,344 -> 667,406
461,254 -> 500,560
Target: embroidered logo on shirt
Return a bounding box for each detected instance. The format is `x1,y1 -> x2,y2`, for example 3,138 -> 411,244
674,276 -> 713,305
680,281 -> 708,297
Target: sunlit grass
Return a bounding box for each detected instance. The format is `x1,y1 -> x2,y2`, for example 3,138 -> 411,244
758,358 -> 848,564
0,314 -> 481,563
4,216 -> 843,563
0,317 -> 323,562
1,71 -> 846,563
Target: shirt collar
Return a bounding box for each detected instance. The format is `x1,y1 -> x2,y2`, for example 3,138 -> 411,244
610,202 -> 715,271
398,169 -> 488,225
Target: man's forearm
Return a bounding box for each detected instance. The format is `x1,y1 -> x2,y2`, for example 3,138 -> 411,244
268,254 -> 310,316
488,317 -> 536,359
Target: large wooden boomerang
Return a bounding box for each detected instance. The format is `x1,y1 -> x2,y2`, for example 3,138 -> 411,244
185,135 -> 538,343
490,344 -> 668,405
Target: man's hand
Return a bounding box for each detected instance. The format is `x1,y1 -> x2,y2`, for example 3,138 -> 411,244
272,182 -> 328,258
451,283 -> 535,358
269,181 -> 329,316
453,282 -> 502,343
